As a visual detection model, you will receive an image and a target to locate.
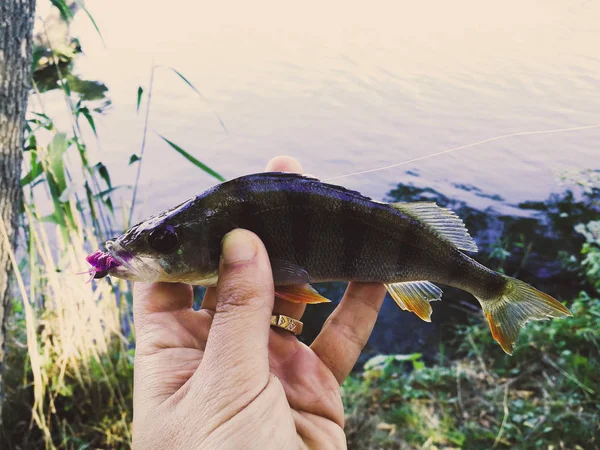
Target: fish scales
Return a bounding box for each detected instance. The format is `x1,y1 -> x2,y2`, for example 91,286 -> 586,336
186,174 -> 499,290
112,173 -> 503,287
218,174 -> 435,283
91,172 -> 572,354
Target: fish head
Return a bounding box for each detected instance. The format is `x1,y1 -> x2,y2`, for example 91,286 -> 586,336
105,213 -> 219,285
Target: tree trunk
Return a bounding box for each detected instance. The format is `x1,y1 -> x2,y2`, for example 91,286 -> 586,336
0,0 -> 36,425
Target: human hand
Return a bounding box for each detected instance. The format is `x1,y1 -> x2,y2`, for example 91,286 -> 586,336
132,157 -> 387,449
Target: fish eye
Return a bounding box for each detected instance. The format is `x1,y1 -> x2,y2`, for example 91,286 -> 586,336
148,225 -> 179,253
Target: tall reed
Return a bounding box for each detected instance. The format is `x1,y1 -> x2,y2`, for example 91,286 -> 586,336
7,7 -> 133,445
3,3 -> 224,446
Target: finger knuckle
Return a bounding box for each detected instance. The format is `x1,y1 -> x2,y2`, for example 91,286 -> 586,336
326,316 -> 369,351
218,275 -> 272,311
219,284 -> 256,308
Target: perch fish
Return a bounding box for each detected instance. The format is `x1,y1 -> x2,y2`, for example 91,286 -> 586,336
85,172 -> 572,354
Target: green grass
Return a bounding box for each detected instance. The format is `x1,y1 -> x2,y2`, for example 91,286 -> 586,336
343,240 -> 600,450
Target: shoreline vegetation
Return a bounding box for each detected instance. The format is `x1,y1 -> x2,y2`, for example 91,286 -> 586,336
2,2 -> 599,448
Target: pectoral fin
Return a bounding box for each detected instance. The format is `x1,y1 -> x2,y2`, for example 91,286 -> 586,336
385,281 -> 443,322
275,284 -> 331,304
271,259 -> 312,284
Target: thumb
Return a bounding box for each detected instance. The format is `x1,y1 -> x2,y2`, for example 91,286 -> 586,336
201,229 -> 275,379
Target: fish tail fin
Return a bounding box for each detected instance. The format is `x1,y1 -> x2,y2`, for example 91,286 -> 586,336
476,276 -> 572,355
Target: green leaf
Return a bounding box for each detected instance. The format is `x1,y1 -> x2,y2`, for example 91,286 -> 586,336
393,353 -> 423,362
104,196 -> 114,214
24,133 -> 37,151
76,141 -> 90,171
158,134 -> 225,181
47,133 -> 69,195
170,68 -> 206,99
169,67 -> 229,134
412,360 -> 425,371
363,354 -> 392,371
29,112 -> 54,131
136,86 -> 144,113
21,149 -> 42,186
21,162 -> 44,187
60,78 -> 72,97
84,181 -> 99,224
129,154 -> 141,165
50,0 -> 74,23
78,106 -> 97,136
74,0 -> 106,46
94,162 -> 112,188
93,186 -> 127,198
32,112 -> 51,120
363,353 -> 424,372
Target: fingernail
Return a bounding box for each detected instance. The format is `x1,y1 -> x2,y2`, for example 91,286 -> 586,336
222,230 -> 257,264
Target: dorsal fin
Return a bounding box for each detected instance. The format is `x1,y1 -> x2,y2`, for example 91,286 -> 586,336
392,202 -> 478,252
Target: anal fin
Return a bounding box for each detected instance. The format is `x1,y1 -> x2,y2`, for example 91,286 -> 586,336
385,281 -> 442,322
275,284 -> 331,304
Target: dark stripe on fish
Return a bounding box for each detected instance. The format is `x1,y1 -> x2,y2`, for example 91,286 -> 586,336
341,199 -> 367,278
239,183 -> 282,258
289,193 -> 310,267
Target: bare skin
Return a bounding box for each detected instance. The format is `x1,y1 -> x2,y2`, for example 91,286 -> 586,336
132,157 -> 388,449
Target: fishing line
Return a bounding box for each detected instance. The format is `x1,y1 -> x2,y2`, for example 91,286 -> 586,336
324,123 -> 600,182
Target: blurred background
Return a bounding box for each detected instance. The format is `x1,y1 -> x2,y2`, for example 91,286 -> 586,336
2,0 -> 599,448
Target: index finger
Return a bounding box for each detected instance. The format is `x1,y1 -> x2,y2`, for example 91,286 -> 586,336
265,155 -> 303,173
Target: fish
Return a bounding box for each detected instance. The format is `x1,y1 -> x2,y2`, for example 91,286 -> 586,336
85,172 -> 572,354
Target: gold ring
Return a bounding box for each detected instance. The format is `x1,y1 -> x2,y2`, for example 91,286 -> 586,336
270,314 -> 303,335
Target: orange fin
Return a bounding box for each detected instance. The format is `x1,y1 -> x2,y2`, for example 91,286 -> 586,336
275,284 -> 331,304
477,277 -> 572,355
385,281 -> 443,322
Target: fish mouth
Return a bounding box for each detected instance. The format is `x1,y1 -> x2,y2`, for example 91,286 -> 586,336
106,241 -> 161,282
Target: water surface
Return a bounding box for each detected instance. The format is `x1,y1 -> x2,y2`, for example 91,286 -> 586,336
37,0 -> 600,357
36,0 -> 599,218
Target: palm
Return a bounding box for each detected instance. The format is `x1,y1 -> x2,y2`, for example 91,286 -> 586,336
135,283 -> 384,443
133,285 -> 213,405
139,300 -> 342,420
